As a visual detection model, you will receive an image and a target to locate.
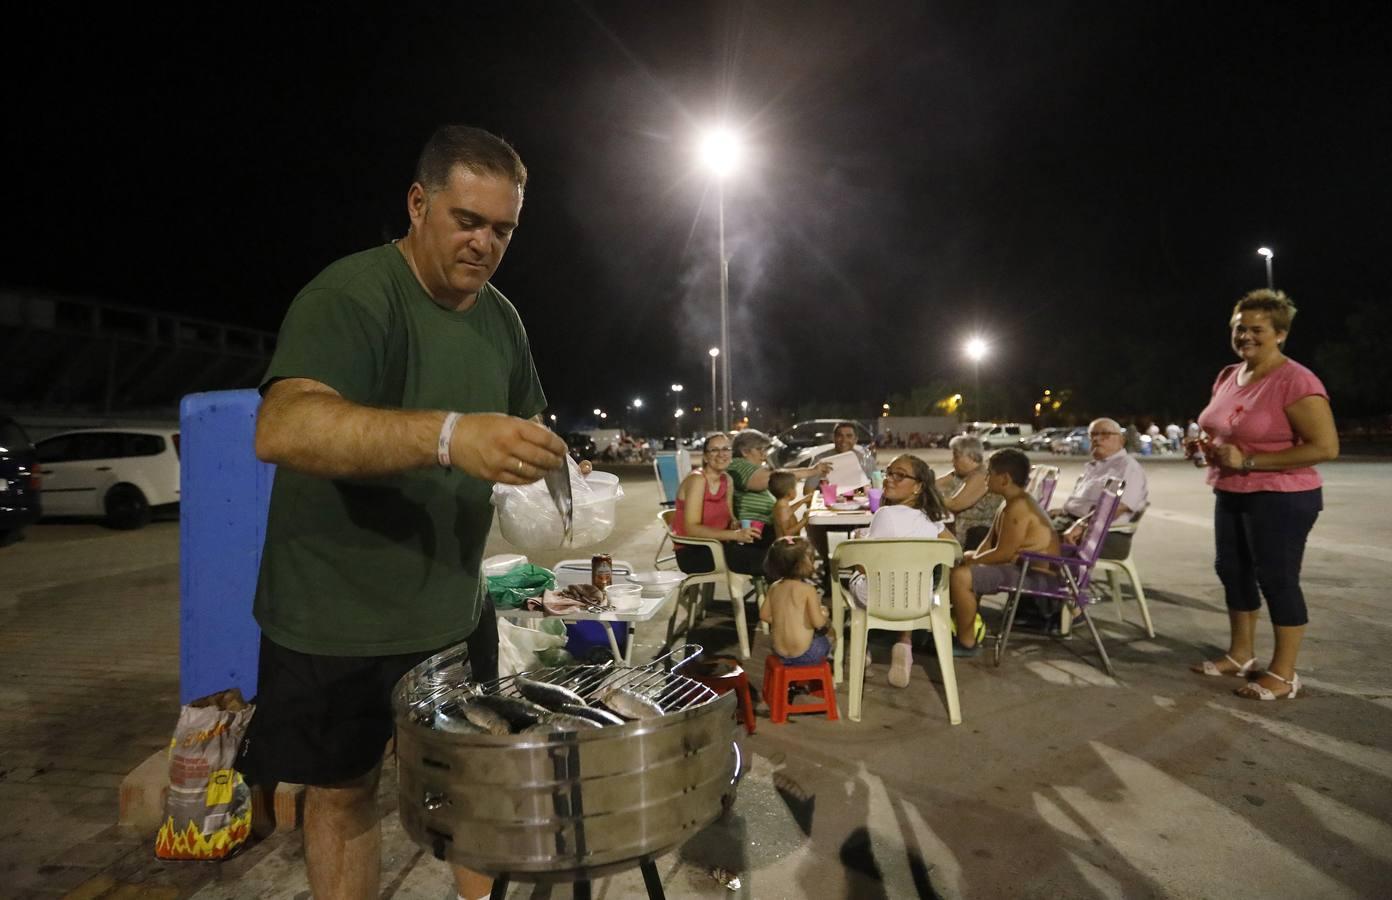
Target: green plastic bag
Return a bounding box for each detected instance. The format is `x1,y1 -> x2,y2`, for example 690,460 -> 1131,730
486,564 -> 555,609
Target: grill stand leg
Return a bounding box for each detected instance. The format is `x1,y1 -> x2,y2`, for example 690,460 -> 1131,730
640,859 -> 667,899
486,862 -> 665,900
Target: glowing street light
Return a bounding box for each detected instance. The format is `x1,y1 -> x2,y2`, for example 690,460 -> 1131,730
632,398 -> 643,409
1257,246 -> 1274,289
698,128 -> 744,179
670,383 -> 683,393
592,408 -> 602,416
698,126 -> 745,431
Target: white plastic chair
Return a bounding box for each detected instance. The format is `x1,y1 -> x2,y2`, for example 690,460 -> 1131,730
662,509 -> 763,659
831,538 -> 962,725
1094,507 -> 1155,637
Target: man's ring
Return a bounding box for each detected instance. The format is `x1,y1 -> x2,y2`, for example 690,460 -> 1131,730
516,459 -> 525,475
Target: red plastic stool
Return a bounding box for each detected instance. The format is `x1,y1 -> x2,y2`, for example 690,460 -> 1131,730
763,655 -> 839,724
686,655 -> 756,734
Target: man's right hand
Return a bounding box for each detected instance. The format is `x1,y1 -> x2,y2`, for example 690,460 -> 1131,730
448,413 -> 567,485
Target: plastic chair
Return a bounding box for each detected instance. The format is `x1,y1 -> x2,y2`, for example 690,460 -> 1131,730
651,454 -> 687,568
830,538 -> 962,725
685,654 -> 757,734
1029,465 -> 1059,510
763,656 -> 838,723
993,478 -> 1125,676
1095,507 -> 1155,637
662,512 -> 763,659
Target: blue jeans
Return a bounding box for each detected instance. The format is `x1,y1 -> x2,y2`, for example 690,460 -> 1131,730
780,632 -> 831,667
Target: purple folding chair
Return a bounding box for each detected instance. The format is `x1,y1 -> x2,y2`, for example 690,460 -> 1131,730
1032,466 -> 1059,510
992,477 -> 1125,676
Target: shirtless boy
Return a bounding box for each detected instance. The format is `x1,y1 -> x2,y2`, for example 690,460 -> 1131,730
769,470 -> 813,539
947,448 -> 1061,656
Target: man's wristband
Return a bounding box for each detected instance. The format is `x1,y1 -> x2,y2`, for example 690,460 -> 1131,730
438,412 -> 462,469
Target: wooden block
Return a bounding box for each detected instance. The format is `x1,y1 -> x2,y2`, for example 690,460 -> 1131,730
274,782 -> 305,832
117,748 -> 169,834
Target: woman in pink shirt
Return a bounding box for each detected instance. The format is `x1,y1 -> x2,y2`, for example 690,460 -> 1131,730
1190,290 -> 1339,700
673,433 -> 760,574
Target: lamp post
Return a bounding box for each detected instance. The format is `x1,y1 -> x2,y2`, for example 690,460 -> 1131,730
699,127 -> 744,432
1257,246 -> 1274,289
965,337 -> 989,421
708,347 -> 720,432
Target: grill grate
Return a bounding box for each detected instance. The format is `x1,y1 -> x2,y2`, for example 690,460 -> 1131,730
405,647 -> 719,727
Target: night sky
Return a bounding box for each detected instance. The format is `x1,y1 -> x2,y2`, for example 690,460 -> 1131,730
7,1 -> 1388,427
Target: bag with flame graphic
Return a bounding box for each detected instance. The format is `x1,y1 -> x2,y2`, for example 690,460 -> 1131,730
155,689 -> 255,860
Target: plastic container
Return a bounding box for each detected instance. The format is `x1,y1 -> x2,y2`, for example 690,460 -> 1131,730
493,467 -> 625,550
605,583 -> 644,611
628,570 -> 685,598
481,553 -> 529,578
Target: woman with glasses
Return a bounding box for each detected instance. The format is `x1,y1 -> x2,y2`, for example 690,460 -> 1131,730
848,455 -> 957,687
1190,290 -> 1338,701
672,433 -> 759,576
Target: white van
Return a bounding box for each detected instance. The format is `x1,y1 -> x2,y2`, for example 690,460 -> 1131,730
977,422 -> 1035,450
35,427 -> 180,529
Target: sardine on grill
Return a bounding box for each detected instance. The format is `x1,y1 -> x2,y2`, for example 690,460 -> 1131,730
599,686 -> 665,720
456,700 -> 513,736
472,693 -> 550,732
523,712 -> 604,734
558,703 -> 626,726
515,674 -> 587,711
433,708 -> 487,734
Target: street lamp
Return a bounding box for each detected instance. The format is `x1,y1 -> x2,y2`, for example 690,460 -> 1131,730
699,126 -> 744,432
1257,246 -> 1274,289
964,337 -> 989,421
708,347 -> 720,432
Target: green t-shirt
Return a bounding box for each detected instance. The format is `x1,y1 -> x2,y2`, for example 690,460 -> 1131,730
727,457 -> 776,525
254,244 -> 546,656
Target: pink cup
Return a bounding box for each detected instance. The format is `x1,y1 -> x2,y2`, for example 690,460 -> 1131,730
867,487 -> 884,512
749,520 -> 765,536
820,483 -> 838,506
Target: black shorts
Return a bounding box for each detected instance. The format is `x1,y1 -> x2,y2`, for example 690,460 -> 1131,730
236,606 -> 498,786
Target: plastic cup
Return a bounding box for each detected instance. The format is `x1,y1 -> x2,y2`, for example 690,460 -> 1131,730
821,483 -> 838,506
740,519 -> 753,529
749,520 -> 765,536
870,470 -> 885,489
867,487 -> 884,512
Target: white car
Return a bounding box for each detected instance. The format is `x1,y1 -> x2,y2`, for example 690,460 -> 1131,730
35,427 -> 180,529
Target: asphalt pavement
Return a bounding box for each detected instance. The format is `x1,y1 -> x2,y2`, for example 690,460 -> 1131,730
2,451 -> 1390,898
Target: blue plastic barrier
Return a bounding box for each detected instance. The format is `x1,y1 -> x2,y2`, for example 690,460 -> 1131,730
178,390 -> 273,704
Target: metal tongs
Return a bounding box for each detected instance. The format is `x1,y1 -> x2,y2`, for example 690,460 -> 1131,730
543,455 -> 574,544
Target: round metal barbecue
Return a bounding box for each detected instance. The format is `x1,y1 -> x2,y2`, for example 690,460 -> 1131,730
392,642 -> 739,883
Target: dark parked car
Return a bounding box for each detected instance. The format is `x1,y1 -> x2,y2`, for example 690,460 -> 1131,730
1,415 -> 42,545
564,432 -> 597,462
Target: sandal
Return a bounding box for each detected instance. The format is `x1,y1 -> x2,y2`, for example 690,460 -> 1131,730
1235,671 -> 1300,701
1193,654 -> 1258,678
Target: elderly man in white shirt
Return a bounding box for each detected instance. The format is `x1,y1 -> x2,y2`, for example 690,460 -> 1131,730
1049,417 -> 1148,558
